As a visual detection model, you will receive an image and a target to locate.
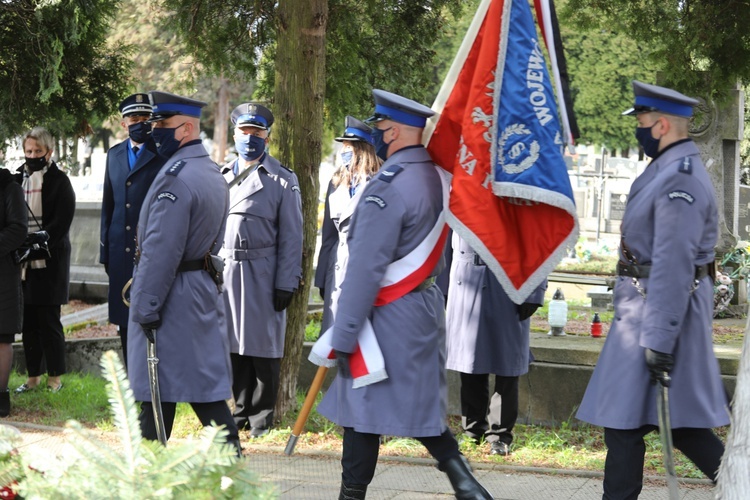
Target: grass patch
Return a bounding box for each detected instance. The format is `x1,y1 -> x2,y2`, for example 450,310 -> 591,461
5,371 -> 725,480
556,255 -> 618,275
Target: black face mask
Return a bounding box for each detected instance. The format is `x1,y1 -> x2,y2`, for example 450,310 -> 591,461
25,156 -> 47,172
128,121 -> 152,144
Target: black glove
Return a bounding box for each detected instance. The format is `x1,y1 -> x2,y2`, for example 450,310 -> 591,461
319,287 -> 325,300
518,302 -> 541,321
141,320 -> 161,343
273,289 -> 294,311
644,348 -> 674,387
334,350 -> 351,378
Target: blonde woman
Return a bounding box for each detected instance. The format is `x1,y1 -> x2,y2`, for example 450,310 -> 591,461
314,116 -> 382,333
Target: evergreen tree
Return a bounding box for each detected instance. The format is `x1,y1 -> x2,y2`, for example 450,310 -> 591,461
0,0 -> 131,143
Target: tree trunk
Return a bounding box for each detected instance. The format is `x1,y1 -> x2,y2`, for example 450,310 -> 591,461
716,318 -> 750,498
213,76 -> 229,165
273,0 -> 327,419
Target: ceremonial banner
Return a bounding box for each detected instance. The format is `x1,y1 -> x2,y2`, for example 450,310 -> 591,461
425,0 -> 578,304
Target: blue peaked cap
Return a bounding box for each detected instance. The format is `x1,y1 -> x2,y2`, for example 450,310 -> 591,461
148,90 -> 206,121
335,116 -> 374,145
366,89 -> 434,128
231,103 -> 274,130
622,80 -> 699,118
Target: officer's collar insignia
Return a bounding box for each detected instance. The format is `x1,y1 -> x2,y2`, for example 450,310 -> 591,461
378,165 -> 403,183
678,157 -> 692,175
166,160 -> 186,176
668,190 -> 694,204
365,195 -> 387,208
157,191 -> 178,203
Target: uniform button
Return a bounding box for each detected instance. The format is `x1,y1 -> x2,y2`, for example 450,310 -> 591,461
348,322 -> 356,329
126,181 -> 132,187
335,265 -> 340,270
126,203 -> 131,208
670,320 -> 678,326
126,225 -> 131,231
457,280 -> 462,285
150,300 -> 157,306
125,247 -> 131,253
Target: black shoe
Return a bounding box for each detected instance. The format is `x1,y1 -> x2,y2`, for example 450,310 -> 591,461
0,390 -> 9,417
339,482 -> 367,500
439,455 -> 493,499
490,441 -> 510,456
249,427 -> 269,438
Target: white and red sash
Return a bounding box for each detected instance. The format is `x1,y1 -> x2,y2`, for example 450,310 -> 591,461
309,166 -> 450,388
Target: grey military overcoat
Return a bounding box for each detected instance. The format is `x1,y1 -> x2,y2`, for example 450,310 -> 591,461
127,143 -> 232,403
577,140 -> 730,430
221,154 -> 303,358
318,146 -> 449,438
445,234 -> 546,376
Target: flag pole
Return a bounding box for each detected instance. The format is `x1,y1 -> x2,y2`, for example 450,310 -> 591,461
284,366 -> 328,456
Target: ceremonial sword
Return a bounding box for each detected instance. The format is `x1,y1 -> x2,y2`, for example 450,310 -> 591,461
146,328 -> 168,446
656,372 -> 679,500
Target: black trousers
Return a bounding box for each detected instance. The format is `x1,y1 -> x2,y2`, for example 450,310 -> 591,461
139,400 -> 239,444
341,427 -> 462,485
117,325 -> 128,371
230,353 -> 280,430
460,373 -> 519,445
603,426 -> 724,500
22,304 -> 66,377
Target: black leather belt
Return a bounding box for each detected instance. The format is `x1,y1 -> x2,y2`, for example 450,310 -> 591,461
177,259 -> 205,273
412,276 -> 436,293
617,262 -> 711,280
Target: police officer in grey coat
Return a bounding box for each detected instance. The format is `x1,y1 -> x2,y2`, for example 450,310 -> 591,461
446,233 -> 546,457
577,81 -> 728,499
221,103 -> 303,437
100,93 -> 166,369
127,91 -> 239,452
317,89 -> 492,500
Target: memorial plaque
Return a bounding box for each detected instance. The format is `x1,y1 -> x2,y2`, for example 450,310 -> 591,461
739,185 -> 750,241
609,193 -> 628,220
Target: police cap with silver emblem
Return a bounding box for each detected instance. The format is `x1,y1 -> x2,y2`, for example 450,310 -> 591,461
119,93 -> 152,117
147,91 -> 206,122
335,116 -> 373,145
231,103 -> 275,130
622,80 -> 699,118
366,89 -> 435,128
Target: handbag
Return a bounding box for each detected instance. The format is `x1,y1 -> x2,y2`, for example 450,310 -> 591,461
13,204 -> 51,265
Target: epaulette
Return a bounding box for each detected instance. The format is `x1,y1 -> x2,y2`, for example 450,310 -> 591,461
377,164 -> 404,183
165,160 -> 187,176
678,157 -> 692,175
281,164 -> 294,174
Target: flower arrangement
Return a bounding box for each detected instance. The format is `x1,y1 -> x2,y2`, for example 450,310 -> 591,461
714,241 -> 750,318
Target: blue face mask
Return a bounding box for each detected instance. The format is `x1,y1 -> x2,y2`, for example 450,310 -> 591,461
152,123 -> 186,158
371,126 -> 392,161
235,134 -> 266,161
340,150 -> 353,165
635,124 -> 660,158
128,121 -> 152,144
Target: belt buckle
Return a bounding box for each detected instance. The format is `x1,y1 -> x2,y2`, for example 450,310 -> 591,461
473,254 -> 485,266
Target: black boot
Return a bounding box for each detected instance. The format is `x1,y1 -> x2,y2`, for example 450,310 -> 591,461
338,482 -> 367,500
0,390 -> 9,417
439,455 -> 493,499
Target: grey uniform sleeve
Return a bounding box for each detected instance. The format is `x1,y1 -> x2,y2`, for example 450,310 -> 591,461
274,172 -> 303,291
130,177 -> 192,325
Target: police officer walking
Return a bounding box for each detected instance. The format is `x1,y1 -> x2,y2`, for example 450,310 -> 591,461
446,233 -> 546,457
221,103 -> 303,438
577,81 -> 728,499
317,89 -> 492,500
100,93 -> 166,369
127,91 -> 239,452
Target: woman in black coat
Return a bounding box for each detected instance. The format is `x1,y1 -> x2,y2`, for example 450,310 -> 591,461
0,167 -> 27,416
14,127 -> 76,393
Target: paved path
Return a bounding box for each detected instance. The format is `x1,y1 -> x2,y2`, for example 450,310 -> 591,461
4,423 -> 715,499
